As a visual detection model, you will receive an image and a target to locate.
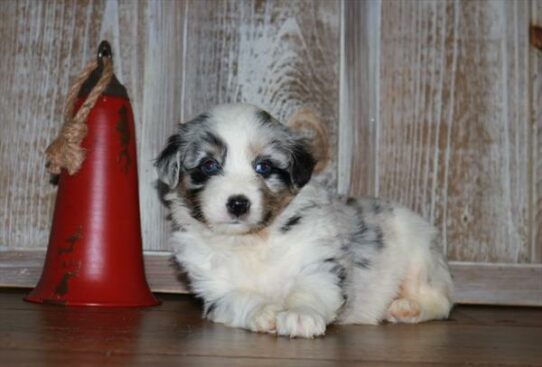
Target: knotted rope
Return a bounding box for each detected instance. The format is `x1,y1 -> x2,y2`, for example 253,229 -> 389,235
46,56 -> 114,175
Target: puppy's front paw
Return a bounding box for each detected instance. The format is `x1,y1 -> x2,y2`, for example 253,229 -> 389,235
276,307 -> 327,338
248,304 -> 282,334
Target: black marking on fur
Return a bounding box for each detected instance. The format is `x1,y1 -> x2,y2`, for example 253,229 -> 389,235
372,201 -> 382,214
345,197 -> 357,206
155,133 -> 184,188
256,110 -> 273,125
155,113 -> 211,189
290,140 -> 316,188
204,301 -> 217,317
273,167 -> 293,188
281,215 -> 302,232
351,219 -> 368,242
374,227 -> 384,249
189,113 -> 210,126
354,258 -> 372,269
189,167 -> 211,186
298,201 -> 320,212
202,131 -> 224,148
167,213 -> 186,232
324,258 -> 347,285
350,219 -> 385,250
185,188 -> 205,222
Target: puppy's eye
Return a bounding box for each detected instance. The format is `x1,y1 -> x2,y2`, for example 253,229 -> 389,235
255,160 -> 273,177
200,159 -> 221,175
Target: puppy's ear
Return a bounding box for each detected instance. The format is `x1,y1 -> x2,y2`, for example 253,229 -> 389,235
155,113 -> 210,189
155,133 -> 184,189
290,139 -> 316,189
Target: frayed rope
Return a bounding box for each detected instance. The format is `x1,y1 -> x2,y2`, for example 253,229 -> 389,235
46,57 -> 113,175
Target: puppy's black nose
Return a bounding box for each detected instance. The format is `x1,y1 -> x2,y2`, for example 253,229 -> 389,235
226,195 -> 251,217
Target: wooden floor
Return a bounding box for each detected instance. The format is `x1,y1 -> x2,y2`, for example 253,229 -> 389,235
1,289 -> 541,366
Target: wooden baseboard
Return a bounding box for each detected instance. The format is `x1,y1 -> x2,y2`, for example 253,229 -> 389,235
0,250 -> 189,294
1,250 -> 541,306
449,261 -> 542,306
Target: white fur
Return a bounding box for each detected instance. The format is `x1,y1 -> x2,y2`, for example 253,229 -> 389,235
159,103 -> 454,338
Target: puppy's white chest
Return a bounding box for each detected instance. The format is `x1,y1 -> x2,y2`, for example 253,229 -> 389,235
218,241 -> 289,290
178,230 -> 294,297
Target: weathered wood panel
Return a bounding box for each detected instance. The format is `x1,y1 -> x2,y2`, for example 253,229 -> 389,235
132,1 -> 186,252
532,1 -> 542,262
0,0 -> 340,252
0,0 -> 105,251
373,0 -> 534,263
338,0 -> 380,196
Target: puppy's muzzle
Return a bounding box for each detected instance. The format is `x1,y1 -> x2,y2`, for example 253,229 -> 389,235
226,195 -> 251,217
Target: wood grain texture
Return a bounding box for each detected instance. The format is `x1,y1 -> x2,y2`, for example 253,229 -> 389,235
338,0 -> 380,196
1,289 -> 542,366
372,0 -> 534,263
531,1 -> 542,263
0,250 -> 189,293
0,0 -> 100,251
0,0 -> 340,252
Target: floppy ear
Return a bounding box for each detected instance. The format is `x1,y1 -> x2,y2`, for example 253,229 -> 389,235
290,139 -> 316,189
155,133 -> 184,189
155,113 -> 210,189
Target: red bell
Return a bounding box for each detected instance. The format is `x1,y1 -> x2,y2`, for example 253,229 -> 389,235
25,41 -> 159,307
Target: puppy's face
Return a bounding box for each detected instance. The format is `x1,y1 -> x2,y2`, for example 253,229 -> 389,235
156,104 -> 316,235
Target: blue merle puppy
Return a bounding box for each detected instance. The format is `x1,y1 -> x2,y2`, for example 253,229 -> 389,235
155,103 -> 453,338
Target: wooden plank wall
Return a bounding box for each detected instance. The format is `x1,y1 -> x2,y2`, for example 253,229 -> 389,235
341,0 -> 541,264
0,0 -> 339,252
0,0 -> 541,304
338,0 -> 380,197
532,0 -> 542,262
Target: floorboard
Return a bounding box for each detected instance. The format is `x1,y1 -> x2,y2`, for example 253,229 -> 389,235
0,289 -> 541,366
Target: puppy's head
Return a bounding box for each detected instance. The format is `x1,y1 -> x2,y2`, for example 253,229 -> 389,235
156,104 -> 316,235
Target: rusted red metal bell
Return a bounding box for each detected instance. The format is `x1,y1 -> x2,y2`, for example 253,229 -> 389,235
25,42 -> 159,307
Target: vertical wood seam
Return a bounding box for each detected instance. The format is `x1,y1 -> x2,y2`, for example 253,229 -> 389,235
442,0 -> 460,255
372,0 -> 382,198
337,0 -> 351,196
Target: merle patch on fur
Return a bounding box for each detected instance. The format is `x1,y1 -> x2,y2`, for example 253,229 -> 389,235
167,213 -> 186,232
374,227 -> 384,249
290,141 -> 316,188
256,110 -> 273,125
324,258 -> 347,285
189,166 -> 211,186
202,131 -> 224,147
155,113 -> 217,189
184,188 -> 205,222
354,258 -> 371,269
204,301 -> 217,317
155,133 -> 184,188
281,215 -> 302,232
351,220 -> 385,250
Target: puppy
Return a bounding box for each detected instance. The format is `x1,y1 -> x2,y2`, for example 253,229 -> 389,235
156,103 -> 453,338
